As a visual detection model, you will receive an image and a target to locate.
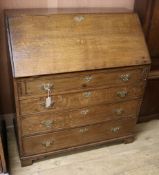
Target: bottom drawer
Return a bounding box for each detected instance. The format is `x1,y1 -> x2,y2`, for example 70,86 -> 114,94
22,118 -> 136,156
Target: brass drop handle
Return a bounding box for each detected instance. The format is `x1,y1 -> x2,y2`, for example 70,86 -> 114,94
79,127 -> 89,133
41,140 -> 54,148
80,109 -> 89,115
41,83 -> 53,91
111,127 -> 120,133
83,91 -> 92,98
74,15 -> 85,22
120,74 -> 130,82
117,90 -> 128,98
84,75 -> 92,83
41,120 -> 54,128
114,108 -> 124,115
41,83 -> 54,108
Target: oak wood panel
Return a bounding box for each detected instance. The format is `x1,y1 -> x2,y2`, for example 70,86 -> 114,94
7,13 -> 150,77
22,118 -> 136,156
17,67 -> 145,98
21,100 -> 140,136
19,84 -> 145,115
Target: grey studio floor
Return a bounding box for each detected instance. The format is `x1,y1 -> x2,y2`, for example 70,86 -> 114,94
6,120 -> 159,175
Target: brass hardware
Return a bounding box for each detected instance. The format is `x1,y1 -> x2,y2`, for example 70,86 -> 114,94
41,99 -> 54,108
41,140 -> 54,147
80,109 -> 89,115
41,120 -> 54,128
74,15 -> 85,22
83,91 -> 92,98
114,108 -> 124,115
120,74 -> 130,82
117,90 -> 128,98
111,127 -> 120,133
79,127 -> 89,133
84,75 -> 92,83
41,83 -> 53,91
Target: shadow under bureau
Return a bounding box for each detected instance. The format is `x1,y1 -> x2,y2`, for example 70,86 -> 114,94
5,9 -> 151,166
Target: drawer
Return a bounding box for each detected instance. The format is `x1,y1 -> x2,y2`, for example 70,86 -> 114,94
22,118 -> 136,156
19,84 -> 144,115
17,67 -> 145,98
21,100 -> 140,136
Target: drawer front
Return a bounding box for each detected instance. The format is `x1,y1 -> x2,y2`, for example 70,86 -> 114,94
19,84 -> 144,115
17,67 -> 145,98
21,100 -> 140,136
22,118 -> 136,156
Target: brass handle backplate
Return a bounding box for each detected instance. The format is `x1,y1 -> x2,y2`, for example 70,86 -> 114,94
117,90 -> 128,98
83,91 -> 92,98
120,74 -> 130,82
80,109 -> 89,115
111,127 -> 120,133
41,83 -> 53,91
114,108 -> 124,116
79,127 -> 89,133
41,120 -> 54,128
84,75 -> 92,83
41,140 -> 54,147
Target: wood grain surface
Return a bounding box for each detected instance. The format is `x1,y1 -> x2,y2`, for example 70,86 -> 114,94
16,66 -> 145,98
7,13 -> 150,77
22,118 -> 136,156
21,100 -> 140,136
19,84 -> 145,115
5,7 -> 151,167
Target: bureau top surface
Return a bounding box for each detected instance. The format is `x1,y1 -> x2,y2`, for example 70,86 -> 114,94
6,10 -> 150,78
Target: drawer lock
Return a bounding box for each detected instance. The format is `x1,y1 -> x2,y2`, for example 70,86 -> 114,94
74,15 -> 85,22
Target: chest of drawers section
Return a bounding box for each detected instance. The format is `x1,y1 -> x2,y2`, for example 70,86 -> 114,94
13,66 -> 149,166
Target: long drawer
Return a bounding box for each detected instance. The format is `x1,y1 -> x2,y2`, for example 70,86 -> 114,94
19,84 -> 144,115
17,67 -> 145,98
22,118 -> 136,156
21,100 -> 140,136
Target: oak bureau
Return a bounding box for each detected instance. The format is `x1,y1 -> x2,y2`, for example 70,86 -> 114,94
5,9 -> 151,166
